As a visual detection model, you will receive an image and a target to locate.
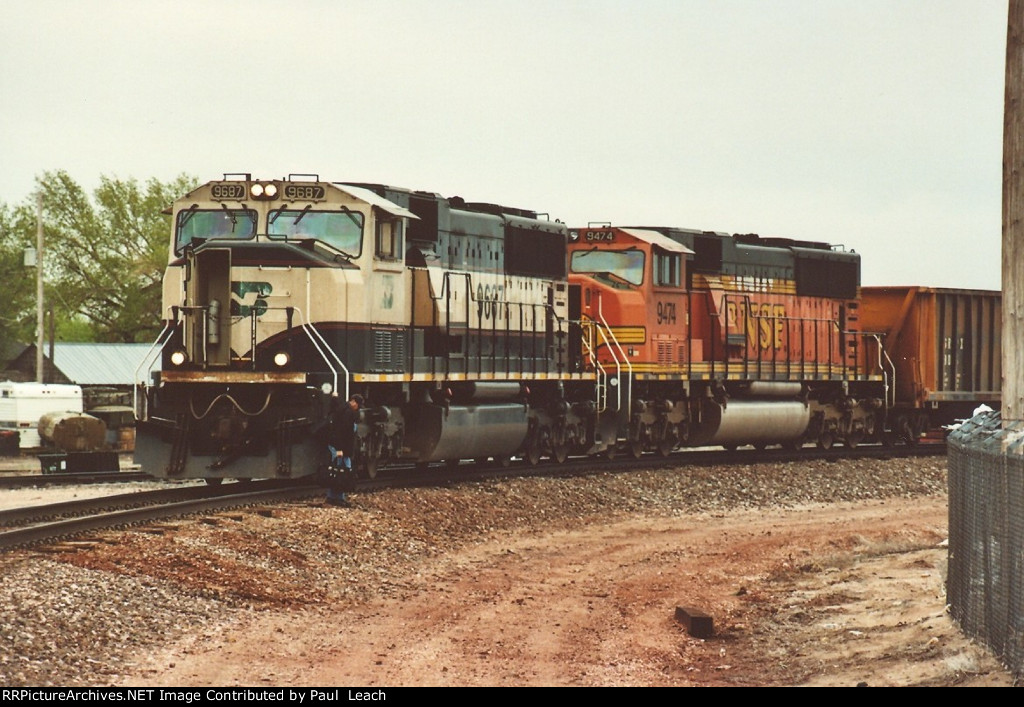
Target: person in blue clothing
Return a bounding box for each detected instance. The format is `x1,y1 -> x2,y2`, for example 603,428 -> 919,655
325,393 -> 363,507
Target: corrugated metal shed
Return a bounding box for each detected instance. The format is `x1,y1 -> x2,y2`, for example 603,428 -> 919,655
51,343 -> 158,386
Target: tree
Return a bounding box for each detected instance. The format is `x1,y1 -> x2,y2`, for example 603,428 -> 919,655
0,201 -> 38,357
31,171 -> 197,343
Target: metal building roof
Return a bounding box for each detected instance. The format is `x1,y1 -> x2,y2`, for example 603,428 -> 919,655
51,343 -> 158,386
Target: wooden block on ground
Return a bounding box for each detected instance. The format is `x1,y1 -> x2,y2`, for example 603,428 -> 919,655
675,605 -> 714,638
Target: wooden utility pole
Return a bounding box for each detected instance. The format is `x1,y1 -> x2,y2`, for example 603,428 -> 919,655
35,193 -> 44,384
1004,0 -> 1024,423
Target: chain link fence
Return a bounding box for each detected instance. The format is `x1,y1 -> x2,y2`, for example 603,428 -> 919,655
947,410 -> 1024,678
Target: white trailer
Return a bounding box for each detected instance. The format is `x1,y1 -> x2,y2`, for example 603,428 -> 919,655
0,382 -> 83,450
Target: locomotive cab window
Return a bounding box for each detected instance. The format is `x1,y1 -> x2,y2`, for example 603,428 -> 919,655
654,250 -> 681,287
268,208 -> 364,258
175,208 -> 257,254
375,218 -> 403,260
570,248 -> 645,287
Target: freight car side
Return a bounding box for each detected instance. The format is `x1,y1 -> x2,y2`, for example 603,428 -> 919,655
860,287 -> 1001,432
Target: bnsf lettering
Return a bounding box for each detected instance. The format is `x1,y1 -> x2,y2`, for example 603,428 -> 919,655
657,301 -> 677,325
725,301 -> 787,350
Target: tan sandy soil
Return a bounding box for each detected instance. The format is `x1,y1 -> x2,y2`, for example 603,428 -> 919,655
117,494 -> 1013,687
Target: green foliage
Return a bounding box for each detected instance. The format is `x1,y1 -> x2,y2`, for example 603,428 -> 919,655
1,171 -> 198,344
0,201 -> 39,356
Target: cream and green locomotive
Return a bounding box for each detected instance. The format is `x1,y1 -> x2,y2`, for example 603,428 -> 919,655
135,175 -> 594,480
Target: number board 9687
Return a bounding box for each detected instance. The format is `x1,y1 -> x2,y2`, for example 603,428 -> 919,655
284,184 -> 326,201
210,183 -> 246,200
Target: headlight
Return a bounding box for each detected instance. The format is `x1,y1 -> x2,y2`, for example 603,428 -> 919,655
170,350 -> 188,366
250,182 -> 278,199
273,352 -> 290,367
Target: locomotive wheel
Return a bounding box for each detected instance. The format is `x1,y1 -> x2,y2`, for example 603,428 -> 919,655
845,432 -> 863,449
753,442 -> 768,451
864,414 -> 877,438
446,458 -> 461,469
414,461 -> 429,472
629,439 -> 643,459
474,457 -> 490,468
497,455 -> 512,468
204,477 -> 223,486
363,457 -> 379,479
817,432 -> 834,451
657,439 -> 674,457
553,444 -> 570,464
880,426 -> 897,447
525,445 -> 542,466
782,439 -> 803,451
604,444 -> 617,461
909,414 -> 926,445
897,415 -> 918,446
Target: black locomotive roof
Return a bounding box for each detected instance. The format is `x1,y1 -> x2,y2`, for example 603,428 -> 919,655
626,225 -> 859,299
733,232 -> 834,251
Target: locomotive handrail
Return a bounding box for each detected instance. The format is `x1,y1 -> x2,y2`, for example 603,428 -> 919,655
133,314 -> 178,420
584,313 -> 622,409
411,265 -> 562,379
596,293 -> 632,416
578,320 -> 608,412
175,304 -> 214,367
865,332 -> 896,409
292,306 -> 349,402
443,271 -> 473,377
546,304 -> 573,376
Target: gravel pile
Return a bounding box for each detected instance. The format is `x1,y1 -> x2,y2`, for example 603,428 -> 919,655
0,455 -> 948,686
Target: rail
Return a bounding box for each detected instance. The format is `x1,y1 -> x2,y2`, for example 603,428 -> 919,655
0,481 -> 319,552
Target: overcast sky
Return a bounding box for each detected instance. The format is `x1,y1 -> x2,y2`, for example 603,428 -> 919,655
0,0 -> 1009,289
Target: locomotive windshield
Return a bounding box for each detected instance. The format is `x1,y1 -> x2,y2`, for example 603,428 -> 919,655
570,248 -> 645,286
175,208 -> 257,253
268,208 -> 364,258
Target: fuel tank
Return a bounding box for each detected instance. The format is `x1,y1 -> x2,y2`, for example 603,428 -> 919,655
404,402 -> 530,462
690,400 -> 810,447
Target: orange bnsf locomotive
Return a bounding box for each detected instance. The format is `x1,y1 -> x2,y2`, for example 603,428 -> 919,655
568,226 -> 882,456
134,174 -> 959,482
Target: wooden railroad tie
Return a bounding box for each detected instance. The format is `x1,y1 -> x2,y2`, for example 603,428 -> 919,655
675,605 -> 714,638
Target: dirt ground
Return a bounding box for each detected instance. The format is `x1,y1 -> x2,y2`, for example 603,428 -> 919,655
119,494 -> 1015,687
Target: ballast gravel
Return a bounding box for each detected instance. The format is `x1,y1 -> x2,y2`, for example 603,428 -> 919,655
0,455 -> 948,687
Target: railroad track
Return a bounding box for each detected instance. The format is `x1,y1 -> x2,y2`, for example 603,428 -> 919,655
0,479 -> 321,552
0,471 -> 152,489
0,441 -> 946,552
414,439 -> 948,481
